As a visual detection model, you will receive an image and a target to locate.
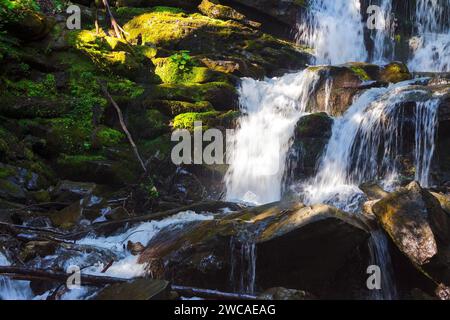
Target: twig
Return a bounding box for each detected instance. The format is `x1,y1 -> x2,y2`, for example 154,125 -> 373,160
99,81 -> 147,173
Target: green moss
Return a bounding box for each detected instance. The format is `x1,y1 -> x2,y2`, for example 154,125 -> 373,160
0,137 -> 8,156
48,118 -> 92,154
146,109 -> 167,129
173,111 -> 221,130
198,0 -> 246,22
140,134 -> 172,159
350,66 -> 371,81
67,30 -> 143,75
123,10 -> 248,48
3,74 -> 57,99
0,179 -> 21,194
380,62 -> 411,83
0,166 -> 14,179
128,108 -> 169,139
154,57 -> 212,84
96,127 -> 125,147
151,81 -> 237,109
107,79 -> 144,98
293,0 -> 307,7
57,154 -> 107,167
152,6 -> 185,14
31,190 -> 51,203
146,99 -> 213,117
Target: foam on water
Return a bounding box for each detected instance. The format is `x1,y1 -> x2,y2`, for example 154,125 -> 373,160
225,70 -> 320,204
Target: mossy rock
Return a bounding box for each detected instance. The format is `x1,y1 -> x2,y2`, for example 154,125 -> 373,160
4,10 -> 55,41
198,0 -> 260,28
151,82 -> 238,110
0,162 -> 50,201
0,96 -> 69,119
139,134 -> 174,159
123,10 -> 255,53
66,30 -> 156,82
173,110 -> 239,130
127,108 -> 171,140
46,118 -> 91,155
143,99 -> 214,117
154,57 -> 217,84
115,1 -> 201,11
295,112 -> 333,138
379,62 -> 412,83
56,154 -> 139,186
94,126 -> 125,148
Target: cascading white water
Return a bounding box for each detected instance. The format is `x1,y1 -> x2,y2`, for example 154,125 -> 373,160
296,0 -> 367,64
414,99 -> 440,186
229,238 -> 256,294
0,211 -> 213,300
409,0 -> 450,72
368,230 -> 398,300
225,70 -> 320,204
0,253 -> 33,300
300,80 -> 440,211
370,0 -> 396,63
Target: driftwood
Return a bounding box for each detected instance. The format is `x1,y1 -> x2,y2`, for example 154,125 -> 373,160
99,82 -> 147,173
0,266 -> 128,286
172,285 -> 258,300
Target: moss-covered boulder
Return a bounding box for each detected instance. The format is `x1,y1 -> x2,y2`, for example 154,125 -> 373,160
122,8 -> 310,77
153,57 -> 217,84
55,154 -> 139,186
230,0 -> 306,27
115,0 -> 201,10
151,82 -> 238,110
0,162 -> 49,202
0,96 -> 69,119
4,10 -> 55,41
143,99 -> 214,117
67,30 -> 158,82
305,62 -> 412,116
379,62 -> 412,83
198,0 -> 260,28
173,110 -> 239,130
286,113 -> 333,179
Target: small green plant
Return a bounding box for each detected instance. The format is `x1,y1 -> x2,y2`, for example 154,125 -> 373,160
169,50 -> 193,72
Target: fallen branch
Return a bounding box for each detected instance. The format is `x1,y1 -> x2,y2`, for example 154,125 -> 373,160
0,266 -> 128,286
89,200 -> 241,234
172,285 -> 258,300
99,81 -> 147,173
60,200 -> 241,240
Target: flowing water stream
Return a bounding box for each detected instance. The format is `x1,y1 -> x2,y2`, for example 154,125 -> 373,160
1,1 -> 448,300
224,0 -> 447,299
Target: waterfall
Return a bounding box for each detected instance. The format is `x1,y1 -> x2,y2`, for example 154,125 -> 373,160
300,80 -> 440,211
409,0 -> 450,72
0,253 -> 33,300
414,99 -> 440,186
296,0 -> 367,64
368,230 -> 398,300
225,70 -> 320,204
229,238 -> 256,294
370,0 -> 395,63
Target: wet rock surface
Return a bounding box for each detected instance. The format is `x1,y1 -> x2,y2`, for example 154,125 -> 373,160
139,201 -> 372,298
373,182 -> 450,285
